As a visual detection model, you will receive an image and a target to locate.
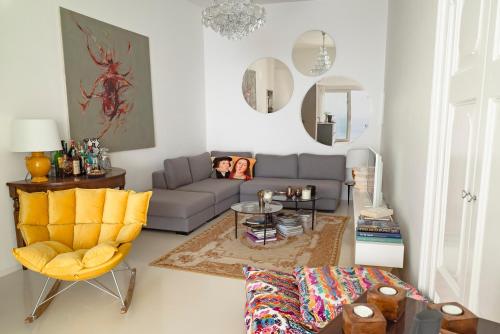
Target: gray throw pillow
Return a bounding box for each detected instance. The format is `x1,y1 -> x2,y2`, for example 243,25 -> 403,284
298,154 -> 346,180
188,152 -> 212,182
254,154 -> 298,178
164,157 -> 193,189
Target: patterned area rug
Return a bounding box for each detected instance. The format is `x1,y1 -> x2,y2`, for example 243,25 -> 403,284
150,211 -> 348,279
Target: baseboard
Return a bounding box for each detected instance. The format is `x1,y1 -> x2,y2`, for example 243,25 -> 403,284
0,264 -> 21,278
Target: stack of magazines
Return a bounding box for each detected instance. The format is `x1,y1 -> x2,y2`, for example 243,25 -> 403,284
275,213 -> 304,237
356,215 -> 402,244
244,216 -> 277,243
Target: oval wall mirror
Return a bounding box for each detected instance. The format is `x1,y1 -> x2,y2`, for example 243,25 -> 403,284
301,76 -> 371,146
292,30 -> 336,76
242,58 -> 294,113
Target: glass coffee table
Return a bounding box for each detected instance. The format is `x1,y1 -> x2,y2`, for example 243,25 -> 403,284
272,195 -> 320,230
231,201 -> 283,245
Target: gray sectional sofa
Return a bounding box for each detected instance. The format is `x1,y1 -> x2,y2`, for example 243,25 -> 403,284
147,151 -> 346,234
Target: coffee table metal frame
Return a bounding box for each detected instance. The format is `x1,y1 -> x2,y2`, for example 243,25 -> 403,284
271,195 -> 320,230
231,201 -> 283,245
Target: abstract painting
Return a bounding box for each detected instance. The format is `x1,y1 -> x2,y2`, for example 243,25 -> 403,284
60,8 -> 155,152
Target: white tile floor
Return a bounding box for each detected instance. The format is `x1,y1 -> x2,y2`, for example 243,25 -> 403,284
0,201 -> 354,334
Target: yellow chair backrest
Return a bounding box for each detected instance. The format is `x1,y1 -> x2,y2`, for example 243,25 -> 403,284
17,188 -> 152,250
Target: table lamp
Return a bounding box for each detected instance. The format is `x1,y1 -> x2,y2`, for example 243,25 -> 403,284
10,119 -> 61,183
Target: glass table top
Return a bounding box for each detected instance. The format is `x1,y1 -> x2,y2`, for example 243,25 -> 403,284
272,195 -> 320,202
231,201 -> 283,214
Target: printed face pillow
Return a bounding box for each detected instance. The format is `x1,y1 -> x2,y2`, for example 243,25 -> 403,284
229,156 -> 256,181
211,156 -> 233,179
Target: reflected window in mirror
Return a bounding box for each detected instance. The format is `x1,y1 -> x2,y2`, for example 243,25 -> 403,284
242,58 -> 293,113
301,76 -> 370,146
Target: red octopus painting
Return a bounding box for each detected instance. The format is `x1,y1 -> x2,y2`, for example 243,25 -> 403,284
76,19 -> 134,138
61,8 -> 155,152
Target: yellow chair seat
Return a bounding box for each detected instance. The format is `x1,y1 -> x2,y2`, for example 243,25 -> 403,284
13,241 -> 133,281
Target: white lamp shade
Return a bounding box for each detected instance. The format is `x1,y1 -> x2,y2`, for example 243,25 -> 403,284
10,119 -> 61,152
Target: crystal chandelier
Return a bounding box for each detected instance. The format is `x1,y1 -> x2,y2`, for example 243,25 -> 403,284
202,0 -> 266,40
310,31 -> 332,75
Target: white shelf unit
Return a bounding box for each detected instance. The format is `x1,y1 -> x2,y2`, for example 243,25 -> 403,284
353,189 -> 404,268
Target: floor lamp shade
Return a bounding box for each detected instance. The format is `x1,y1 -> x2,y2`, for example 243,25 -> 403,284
10,119 -> 61,183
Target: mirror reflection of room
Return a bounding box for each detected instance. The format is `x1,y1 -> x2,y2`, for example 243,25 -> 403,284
242,58 -> 293,113
301,76 -> 370,146
292,30 -> 336,76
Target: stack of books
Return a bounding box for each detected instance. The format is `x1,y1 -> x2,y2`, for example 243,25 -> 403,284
352,167 -> 374,191
244,216 -> 277,243
275,213 -> 304,237
356,215 -> 402,244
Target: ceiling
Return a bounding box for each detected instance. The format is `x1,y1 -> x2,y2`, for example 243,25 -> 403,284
189,0 -> 313,7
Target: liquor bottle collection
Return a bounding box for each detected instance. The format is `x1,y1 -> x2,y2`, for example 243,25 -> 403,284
51,138 -> 109,177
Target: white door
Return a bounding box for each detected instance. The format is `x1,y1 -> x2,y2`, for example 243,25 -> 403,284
433,0 -> 490,305
468,0 -> 500,321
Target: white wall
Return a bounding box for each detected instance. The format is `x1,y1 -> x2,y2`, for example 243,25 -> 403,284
204,0 -> 388,156
381,0 -> 438,285
0,0 -> 206,275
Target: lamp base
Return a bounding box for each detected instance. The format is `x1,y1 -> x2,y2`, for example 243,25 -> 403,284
26,152 -> 51,183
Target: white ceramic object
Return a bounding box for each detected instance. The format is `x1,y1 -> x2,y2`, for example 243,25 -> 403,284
302,188 -> 311,200
441,304 -> 464,316
379,286 -> 398,296
353,305 -> 374,318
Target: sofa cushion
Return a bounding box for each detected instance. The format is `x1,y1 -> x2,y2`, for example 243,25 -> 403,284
164,157 -> 193,189
82,241 -> 118,268
178,179 -> 243,203
148,189 -> 215,219
188,152 -> 212,182
211,151 -> 253,158
298,154 -> 346,181
239,177 -> 342,200
255,154 -> 298,178
244,266 -> 315,334
43,249 -> 86,277
294,266 -> 425,329
12,241 -> 71,272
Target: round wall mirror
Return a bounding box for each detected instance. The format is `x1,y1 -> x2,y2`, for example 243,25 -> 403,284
292,30 -> 336,76
242,58 -> 294,113
301,76 -> 371,146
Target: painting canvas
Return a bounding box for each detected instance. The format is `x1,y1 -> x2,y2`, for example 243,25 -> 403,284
60,8 -> 155,152
242,69 -> 257,109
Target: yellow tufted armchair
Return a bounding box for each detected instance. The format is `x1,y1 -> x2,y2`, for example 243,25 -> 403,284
12,188 -> 152,323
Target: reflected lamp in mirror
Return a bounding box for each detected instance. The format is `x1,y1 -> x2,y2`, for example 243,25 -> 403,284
10,119 -> 61,183
301,76 -> 371,146
242,57 -> 294,113
292,30 -> 336,76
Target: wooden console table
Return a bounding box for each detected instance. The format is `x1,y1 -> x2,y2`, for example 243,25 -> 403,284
6,167 -> 126,248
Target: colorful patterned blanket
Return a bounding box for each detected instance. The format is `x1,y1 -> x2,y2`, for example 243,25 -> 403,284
244,266 -> 425,334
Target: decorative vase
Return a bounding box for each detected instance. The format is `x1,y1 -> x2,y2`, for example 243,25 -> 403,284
286,186 -> 294,198
257,190 -> 265,208
263,190 -> 273,209
295,188 -> 302,198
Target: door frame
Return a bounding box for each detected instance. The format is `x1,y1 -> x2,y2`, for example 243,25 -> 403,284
418,0 -> 459,298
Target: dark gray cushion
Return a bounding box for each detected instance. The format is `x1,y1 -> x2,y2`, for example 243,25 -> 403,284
152,170 -> 167,189
179,178 -> 243,203
211,151 -> 253,158
239,177 -> 342,199
163,157 -> 193,189
254,154 -> 298,178
148,189 -> 214,219
298,154 -> 346,181
188,152 -> 212,182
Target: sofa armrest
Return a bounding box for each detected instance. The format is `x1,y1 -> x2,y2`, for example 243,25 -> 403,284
152,170 -> 167,189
